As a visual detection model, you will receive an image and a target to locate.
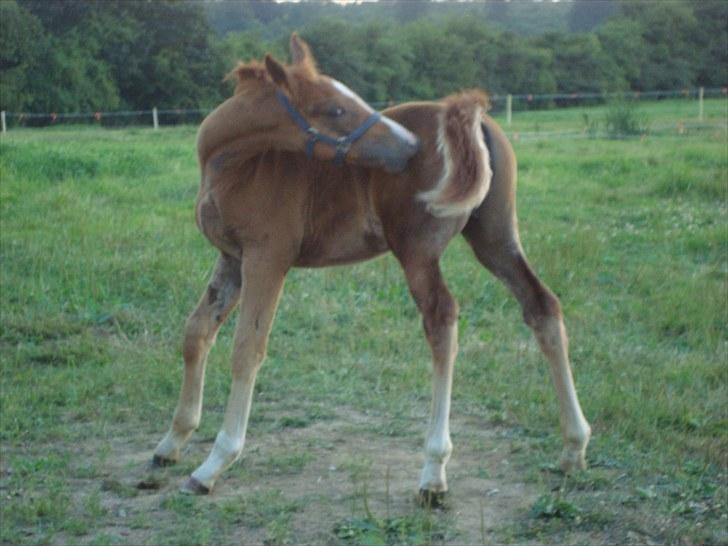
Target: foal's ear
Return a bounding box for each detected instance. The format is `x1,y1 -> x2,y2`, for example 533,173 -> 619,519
290,32 -> 315,71
264,54 -> 289,89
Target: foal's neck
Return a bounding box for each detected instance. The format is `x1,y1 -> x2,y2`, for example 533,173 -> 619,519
197,88 -> 288,168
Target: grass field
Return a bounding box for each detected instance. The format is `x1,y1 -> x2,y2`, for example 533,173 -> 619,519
1,99 -> 726,545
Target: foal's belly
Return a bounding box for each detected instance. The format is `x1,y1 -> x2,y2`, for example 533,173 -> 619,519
294,219 -> 389,268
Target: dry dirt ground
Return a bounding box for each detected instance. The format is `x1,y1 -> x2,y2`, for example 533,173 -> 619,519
0,402 -> 634,546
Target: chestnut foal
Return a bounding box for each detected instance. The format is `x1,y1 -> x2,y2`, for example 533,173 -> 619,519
153,34 -> 591,501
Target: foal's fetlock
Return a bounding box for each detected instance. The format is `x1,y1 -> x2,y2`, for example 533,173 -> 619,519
151,454 -> 177,468
181,476 -> 212,495
419,460 -> 449,495
559,428 -> 591,473
559,447 -> 587,473
153,430 -> 193,467
186,431 -> 244,493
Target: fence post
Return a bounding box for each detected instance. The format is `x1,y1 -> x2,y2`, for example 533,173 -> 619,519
506,94 -> 512,126
1,111 -> 6,134
698,87 -> 704,122
152,107 -> 159,130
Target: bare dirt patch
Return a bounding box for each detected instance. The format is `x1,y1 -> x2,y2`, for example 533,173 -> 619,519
4,401 -> 715,545
8,405 -> 550,545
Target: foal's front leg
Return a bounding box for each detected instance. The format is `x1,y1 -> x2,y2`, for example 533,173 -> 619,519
154,254 -> 241,465
183,252 -> 287,494
401,258 -> 459,505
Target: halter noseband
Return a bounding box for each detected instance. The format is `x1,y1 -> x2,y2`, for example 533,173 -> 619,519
275,89 -> 382,166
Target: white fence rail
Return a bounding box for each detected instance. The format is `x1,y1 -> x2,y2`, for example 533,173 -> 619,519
1,87 -> 726,135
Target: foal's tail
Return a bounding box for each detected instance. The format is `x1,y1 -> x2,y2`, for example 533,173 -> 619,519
418,90 -> 493,218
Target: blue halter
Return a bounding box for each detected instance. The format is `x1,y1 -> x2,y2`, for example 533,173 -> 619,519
275,89 -> 382,166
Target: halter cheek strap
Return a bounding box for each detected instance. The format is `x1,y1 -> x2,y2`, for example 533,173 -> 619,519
275,89 -> 382,165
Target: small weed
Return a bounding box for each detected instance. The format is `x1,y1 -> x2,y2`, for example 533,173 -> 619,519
101,478 -> 139,498
159,494 -> 197,515
130,510 -> 151,529
223,489 -> 302,530
581,112 -> 600,138
531,493 -> 581,520
476,465 -> 490,479
277,415 -> 310,429
334,513 -> 447,546
563,469 -> 611,491
63,516 -> 90,536
84,491 -> 109,519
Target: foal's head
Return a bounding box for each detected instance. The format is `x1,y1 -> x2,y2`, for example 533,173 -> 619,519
229,34 -> 419,173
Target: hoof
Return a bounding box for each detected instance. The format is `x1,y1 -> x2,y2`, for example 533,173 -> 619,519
559,449 -> 587,474
418,488 -> 448,509
181,477 -> 211,495
151,454 -> 176,468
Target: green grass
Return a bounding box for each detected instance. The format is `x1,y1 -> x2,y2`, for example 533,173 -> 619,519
1,99 -> 726,544
494,96 -> 727,136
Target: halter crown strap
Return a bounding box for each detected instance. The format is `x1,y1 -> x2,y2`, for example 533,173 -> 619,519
275,89 -> 381,166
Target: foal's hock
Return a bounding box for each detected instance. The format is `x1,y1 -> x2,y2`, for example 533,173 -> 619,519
152,33 -> 591,500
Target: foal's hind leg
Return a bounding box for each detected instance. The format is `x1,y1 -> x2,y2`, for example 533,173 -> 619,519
399,256 -> 459,504
153,254 -> 241,466
463,224 -> 591,472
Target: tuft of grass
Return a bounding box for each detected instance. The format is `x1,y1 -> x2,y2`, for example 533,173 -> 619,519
334,513 -> 448,546
531,493 -> 581,520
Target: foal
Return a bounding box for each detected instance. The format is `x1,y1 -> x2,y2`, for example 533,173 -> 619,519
153,34 -> 591,501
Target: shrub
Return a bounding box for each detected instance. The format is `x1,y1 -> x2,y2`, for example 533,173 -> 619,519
604,99 -> 648,138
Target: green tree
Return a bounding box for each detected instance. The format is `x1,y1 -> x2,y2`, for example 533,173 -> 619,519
17,0 -> 226,110
596,18 -> 646,89
537,32 -> 625,94
28,32 -> 120,112
492,33 -> 556,96
618,0 -> 699,90
0,0 -> 45,111
218,30 -> 285,69
108,0 -> 225,108
691,1 -> 728,87
398,19 -> 478,100
301,19 -> 374,99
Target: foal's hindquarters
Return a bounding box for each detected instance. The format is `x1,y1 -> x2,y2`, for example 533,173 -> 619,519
152,101 -> 591,498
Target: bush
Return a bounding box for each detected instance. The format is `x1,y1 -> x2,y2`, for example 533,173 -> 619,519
604,99 -> 648,138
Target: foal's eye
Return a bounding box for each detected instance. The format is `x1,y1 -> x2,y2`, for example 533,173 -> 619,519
329,107 -> 345,118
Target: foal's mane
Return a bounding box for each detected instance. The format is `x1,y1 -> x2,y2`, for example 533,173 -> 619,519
225,49 -> 318,98
225,61 -> 271,96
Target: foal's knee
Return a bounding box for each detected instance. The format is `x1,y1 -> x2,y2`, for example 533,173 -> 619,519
183,312 -> 214,364
422,288 -> 459,338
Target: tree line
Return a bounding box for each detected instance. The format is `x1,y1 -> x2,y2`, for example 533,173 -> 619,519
1,0 -> 725,114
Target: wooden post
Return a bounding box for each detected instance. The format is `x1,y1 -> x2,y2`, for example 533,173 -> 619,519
506,94 -> 512,126
1,111 -> 6,134
698,87 -> 704,122
152,107 -> 159,130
